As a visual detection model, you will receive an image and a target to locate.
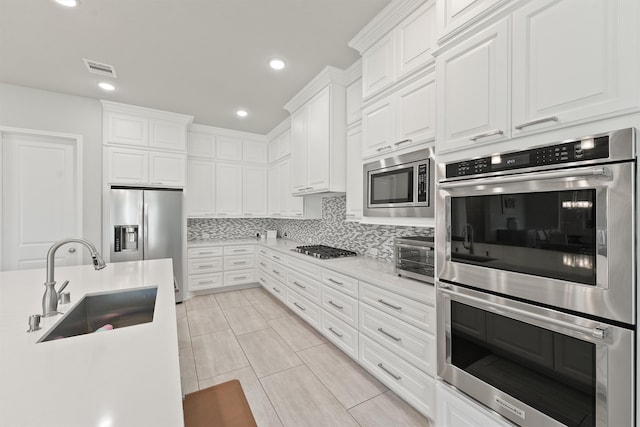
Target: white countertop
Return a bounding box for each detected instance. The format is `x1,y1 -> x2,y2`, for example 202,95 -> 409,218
0,259 -> 183,427
189,238 -> 435,305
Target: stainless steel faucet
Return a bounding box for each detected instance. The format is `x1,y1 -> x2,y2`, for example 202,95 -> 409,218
42,238 -> 107,317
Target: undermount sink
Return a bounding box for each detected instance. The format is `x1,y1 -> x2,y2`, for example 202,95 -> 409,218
38,286 -> 158,343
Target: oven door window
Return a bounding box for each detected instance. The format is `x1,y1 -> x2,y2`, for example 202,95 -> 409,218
370,167 -> 413,205
450,189 -> 596,285
451,301 -> 595,427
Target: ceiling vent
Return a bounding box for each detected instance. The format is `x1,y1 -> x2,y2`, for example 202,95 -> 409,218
83,58 -> 117,78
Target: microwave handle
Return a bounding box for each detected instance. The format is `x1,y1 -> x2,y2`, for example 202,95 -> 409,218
439,166 -> 611,189
438,286 -> 609,342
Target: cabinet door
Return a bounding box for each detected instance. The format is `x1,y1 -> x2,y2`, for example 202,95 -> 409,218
512,0 -> 639,135
149,151 -> 186,187
216,136 -> 243,161
437,0 -> 505,41
105,112 -> 148,147
243,166 -> 267,216
187,131 -> 216,158
279,158 -> 303,217
277,129 -> 291,159
362,32 -> 396,99
436,382 -> 512,427
306,87 -> 331,192
150,119 -> 186,151
106,147 -> 148,185
267,164 -> 281,216
362,96 -> 394,158
346,126 -> 363,220
290,107 -> 308,193
397,0 -> 436,78
243,140 -> 267,163
186,159 -> 215,216
436,19 -> 509,154
346,78 -> 363,125
215,163 -> 243,215
396,72 -> 436,145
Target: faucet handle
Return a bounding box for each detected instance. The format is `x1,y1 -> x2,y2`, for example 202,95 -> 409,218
58,280 -> 69,294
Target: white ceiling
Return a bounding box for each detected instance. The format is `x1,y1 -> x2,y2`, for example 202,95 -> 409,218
0,0 -> 391,135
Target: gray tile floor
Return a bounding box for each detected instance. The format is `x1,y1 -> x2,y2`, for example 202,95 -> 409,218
177,287 -> 431,427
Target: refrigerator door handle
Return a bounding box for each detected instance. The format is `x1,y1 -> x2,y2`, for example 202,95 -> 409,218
173,277 -> 179,293
143,202 -> 149,258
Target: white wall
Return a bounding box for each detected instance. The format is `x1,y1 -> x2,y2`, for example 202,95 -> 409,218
0,83 -> 103,258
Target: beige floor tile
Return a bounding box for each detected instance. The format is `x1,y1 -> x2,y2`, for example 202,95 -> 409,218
185,294 -> 219,312
237,328 -> 303,377
186,306 -> 229,337
199,366 -> 283,427
260,365 -> 359,427
349,390 -> 431,426
270,315 -> 326,351
298,343 -> 387,409
223,305 -> 270,335
175,301 -> 187,319
241,286 -> 271,302
178,346 -> 198,396
176,315 -> 191,349
215,290 -> 252,310
192,329 -> 249,380
253,296 -> 292,321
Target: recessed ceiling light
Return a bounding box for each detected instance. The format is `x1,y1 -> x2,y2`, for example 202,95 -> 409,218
269,58 -> 286,70
98,82 -> 115,91
55,0 -> 79,7
236,109 -> 248,118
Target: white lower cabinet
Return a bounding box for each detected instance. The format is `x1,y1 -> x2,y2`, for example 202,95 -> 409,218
359,334 -> 435,417
188,273 -> 223,292
321,309 -> 359,360
258,270 -> 288,304
223,269 -> 254,286
287,289 -> 321,329
187,244 -> 255,294
321,285 -> 358,329
436,381 -> 513,427
286,269 -> 321,305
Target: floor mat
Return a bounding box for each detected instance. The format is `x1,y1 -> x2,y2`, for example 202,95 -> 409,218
183,379 -> 257,427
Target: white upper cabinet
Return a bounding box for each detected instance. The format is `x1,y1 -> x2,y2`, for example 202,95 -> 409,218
436,19 -> 510,153
268,129 -> 291,163
215,163 -> 243,216
346,126 -> 363,220
105,112 -> 148,147
362,96 -> 394,157
436,0 -> 506,42
105,147 -> 186,188
511,0 -> 640,136
216,136 -> 243,161
306,87 -> 332,192
149,151 -> 186,187
242,166 -> 267,216
187,131 -> 216,158
186,159 -> 215,216
352,0 -> 436,101
346,77 -> 364,125
149,119 -> 187,151
242,140 -> 267,163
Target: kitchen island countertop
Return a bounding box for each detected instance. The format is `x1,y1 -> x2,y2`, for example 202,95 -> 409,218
0,258 -> 183,427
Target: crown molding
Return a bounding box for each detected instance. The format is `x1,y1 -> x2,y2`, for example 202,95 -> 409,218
266,116 -> 291,141
188,122 -> 267,142
101,100 -> 193,124
345,59 -> 362,85
283,65 -> 348,113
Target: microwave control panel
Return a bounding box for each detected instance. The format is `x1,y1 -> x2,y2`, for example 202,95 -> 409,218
446,135 -> 610,178
417,163 -> 428,203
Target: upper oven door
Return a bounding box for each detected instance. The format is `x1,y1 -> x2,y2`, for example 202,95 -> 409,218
436,161 -> 635,324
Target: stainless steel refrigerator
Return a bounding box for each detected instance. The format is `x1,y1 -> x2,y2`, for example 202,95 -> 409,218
109,188 -> 184,302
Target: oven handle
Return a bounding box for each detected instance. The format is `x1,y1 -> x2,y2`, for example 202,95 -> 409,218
395,243 -> 434,251
438,285 -> 609,341
438,166 -> 611,189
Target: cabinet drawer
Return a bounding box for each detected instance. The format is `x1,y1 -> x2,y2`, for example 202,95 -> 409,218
286,270 -> 321,305
188,257 -> 223,275
287,289 -> 321,330
321,310 -> 359,360
188,273 -> 224,291
360,303 -> 435,376
223,268 -> 254,286
258,272 -> 287,304
268,250 -> 286,266
359,282 -> 435,333
188,246 -> 223,258
322,269 -> 358,298
223,254 -> 255,271
223,245 -> 254,255
321,286 -> 358,329
287,256 -> 322,281
359,334 -> 435,418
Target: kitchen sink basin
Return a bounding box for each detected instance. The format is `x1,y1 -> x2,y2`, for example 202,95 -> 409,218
38,286 -> 158,342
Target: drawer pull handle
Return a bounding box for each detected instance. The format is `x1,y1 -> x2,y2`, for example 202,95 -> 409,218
328,300 -> 344,310
293,281 -> 306,289
328,327 -> 343,338
197,280 -> 214,285
514,115 -> 559,130
260,262 -> 267,267
232,249 -> 245,252
272,269 -> 281,275
233,276 -> 247,280
198,251 -> 215,255
233,261 -> 246,265
273,255 -> 281,260
260,278 -> 266,283
376,145 -> 392,152
394,138 -> 411,147
377,363 -> 401,381
293,302 -> 306,311
469,129 -> 503,141
198,264 -> 214,269
377,299 -> 401,310
272,286 -> 281,293
328,278 -> 344,286
377,327 -> 401,342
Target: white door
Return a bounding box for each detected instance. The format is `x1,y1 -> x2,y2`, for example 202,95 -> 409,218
2,131 -> 82,270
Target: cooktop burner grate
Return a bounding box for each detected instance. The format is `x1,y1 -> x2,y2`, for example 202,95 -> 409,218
294,245 -> 357,259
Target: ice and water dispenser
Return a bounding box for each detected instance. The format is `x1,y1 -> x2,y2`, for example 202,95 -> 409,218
114,225 -> 139,252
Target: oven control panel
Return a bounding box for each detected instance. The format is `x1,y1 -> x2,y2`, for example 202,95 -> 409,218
445,135 -> 610,178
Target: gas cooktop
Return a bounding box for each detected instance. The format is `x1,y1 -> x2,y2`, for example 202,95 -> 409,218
293,245 -> 357,259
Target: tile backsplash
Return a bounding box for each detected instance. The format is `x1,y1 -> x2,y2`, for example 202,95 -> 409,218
187,195 -> 433,262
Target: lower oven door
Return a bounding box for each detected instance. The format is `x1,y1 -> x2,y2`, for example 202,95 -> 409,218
437,282 -> 634,427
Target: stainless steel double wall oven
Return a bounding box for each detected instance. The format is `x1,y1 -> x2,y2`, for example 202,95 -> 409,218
436,128 -> 636,427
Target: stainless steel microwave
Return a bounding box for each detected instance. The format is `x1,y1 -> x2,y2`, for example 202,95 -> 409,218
363,148 -> 435,218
